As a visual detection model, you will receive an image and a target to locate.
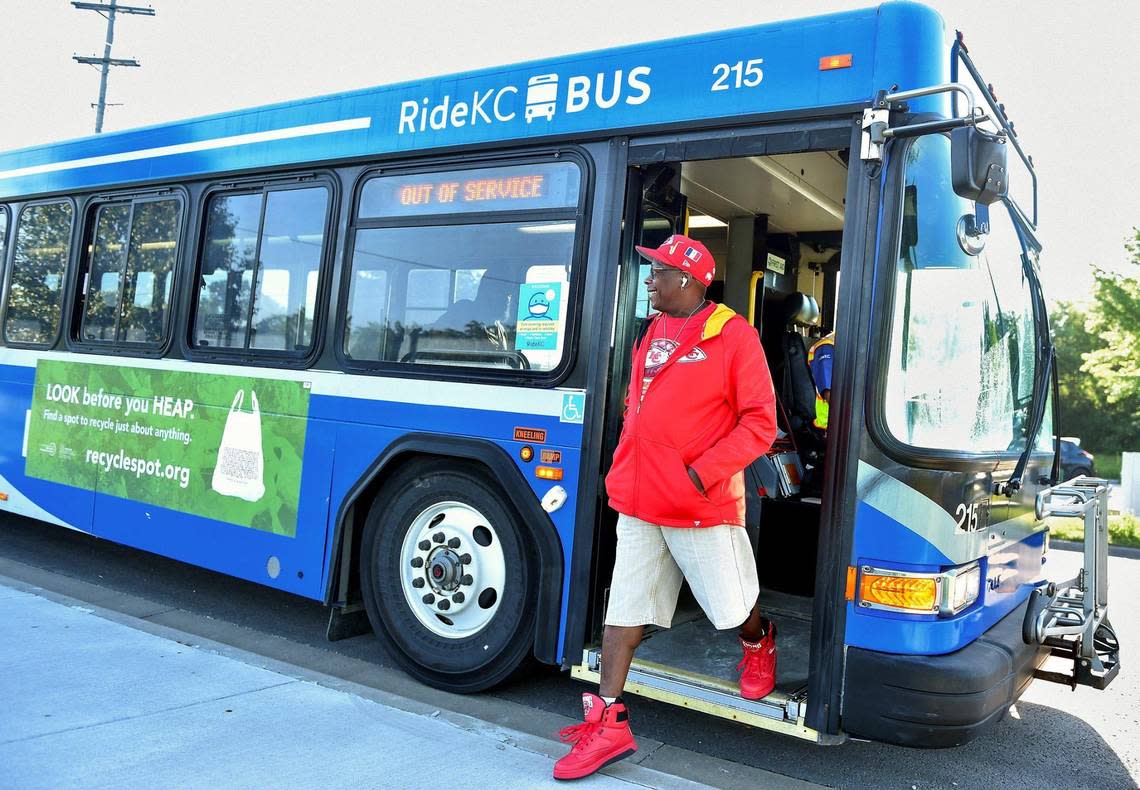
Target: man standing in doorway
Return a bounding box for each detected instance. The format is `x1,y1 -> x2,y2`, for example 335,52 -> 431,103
554,235 -> 778,781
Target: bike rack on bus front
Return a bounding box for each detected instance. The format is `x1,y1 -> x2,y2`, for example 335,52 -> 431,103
1024,476 -> 1120,690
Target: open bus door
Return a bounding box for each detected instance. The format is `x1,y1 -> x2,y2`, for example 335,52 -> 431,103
573,121 -> 862,742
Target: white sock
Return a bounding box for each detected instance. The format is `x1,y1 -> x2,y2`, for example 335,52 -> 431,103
601,695 -> 617,705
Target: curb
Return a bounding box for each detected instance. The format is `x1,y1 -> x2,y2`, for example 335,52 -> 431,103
0,559 -> 824,790
1051,539 -> 1140,559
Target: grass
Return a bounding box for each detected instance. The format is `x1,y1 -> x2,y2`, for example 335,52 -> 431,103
1049,513 -> 1140,549
1089,450 -> 1122,481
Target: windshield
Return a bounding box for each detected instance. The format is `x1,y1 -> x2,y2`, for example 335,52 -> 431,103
883,134 -> 1042,454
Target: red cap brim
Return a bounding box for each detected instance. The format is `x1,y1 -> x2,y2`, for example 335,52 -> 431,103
634,245 -> 681,269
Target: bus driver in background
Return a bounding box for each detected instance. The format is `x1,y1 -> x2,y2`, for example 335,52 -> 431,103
554,235 -> 779,781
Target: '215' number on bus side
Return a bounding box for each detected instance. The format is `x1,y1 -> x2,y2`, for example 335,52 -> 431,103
711,59 -> 764,91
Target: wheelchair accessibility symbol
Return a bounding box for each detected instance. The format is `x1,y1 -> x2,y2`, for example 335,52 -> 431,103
561,393 -> 585,424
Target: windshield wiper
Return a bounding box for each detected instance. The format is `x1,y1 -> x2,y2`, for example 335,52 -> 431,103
995,249 -> 1051,496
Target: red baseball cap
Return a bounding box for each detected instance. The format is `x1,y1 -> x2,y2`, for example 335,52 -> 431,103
635,234 -> 715,286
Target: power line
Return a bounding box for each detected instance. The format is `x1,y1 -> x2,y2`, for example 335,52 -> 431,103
71,1 -> 155,134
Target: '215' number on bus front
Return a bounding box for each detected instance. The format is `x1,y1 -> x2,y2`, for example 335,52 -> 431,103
955,501 -> 984,532
712,59 -> 764,91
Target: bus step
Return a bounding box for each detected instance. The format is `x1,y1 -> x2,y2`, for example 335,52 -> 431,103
569,648 -> 821,742
327,602 -> 372,642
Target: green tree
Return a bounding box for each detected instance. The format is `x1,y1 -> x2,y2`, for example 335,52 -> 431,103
1052,229 -> 1140,453
1082,230 -> 1140,406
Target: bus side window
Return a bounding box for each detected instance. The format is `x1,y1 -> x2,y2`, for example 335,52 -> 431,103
342,221 -> 575,371
0,208 -> 8,326
406,268 -> 451,327
344,264 -> 391,361
343,161 -> 582,373
2,201 -> 73,347
250,188 -> 327,352
79,197 -> 182,347
192,184 -> 330,355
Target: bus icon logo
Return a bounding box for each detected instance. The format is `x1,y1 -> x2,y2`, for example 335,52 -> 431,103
525,74 -> 559,123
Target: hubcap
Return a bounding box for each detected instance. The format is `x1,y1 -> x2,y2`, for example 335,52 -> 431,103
399,501 -> 505,638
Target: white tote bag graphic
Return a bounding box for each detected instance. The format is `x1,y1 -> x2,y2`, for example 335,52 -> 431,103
211,389 -> 266,502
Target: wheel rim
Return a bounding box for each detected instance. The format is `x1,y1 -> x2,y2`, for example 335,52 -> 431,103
398,500 -> 506,639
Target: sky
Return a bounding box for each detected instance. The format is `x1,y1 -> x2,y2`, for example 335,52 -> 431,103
1,0 -> 1137,302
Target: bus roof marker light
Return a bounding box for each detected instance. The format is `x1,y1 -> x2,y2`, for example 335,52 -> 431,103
819,54 -> 853,71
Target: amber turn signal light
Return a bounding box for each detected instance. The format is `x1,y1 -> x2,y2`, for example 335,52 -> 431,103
858,569 -> 939,613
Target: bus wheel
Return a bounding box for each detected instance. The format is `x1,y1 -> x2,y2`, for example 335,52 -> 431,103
359,460 -> 536,693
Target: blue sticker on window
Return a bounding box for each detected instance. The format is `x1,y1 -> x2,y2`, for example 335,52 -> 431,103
515,281 -> 562,351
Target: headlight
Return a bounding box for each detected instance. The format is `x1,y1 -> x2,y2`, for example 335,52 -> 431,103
941,562 -> 982,615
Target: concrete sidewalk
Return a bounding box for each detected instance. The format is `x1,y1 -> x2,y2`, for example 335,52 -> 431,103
0,580 -> 701,790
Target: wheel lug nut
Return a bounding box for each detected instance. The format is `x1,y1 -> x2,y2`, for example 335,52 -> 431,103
418,540 -> 430,551
453,592 -> 465,603
461,574 -> 473,586
433,532 -> 445,543
410,557 -> 423,568
412,578 -> 425,588
437,599 -> 451,611
447,537 -> 461,548
460,553 -> 472,564
422,593 -> 435,604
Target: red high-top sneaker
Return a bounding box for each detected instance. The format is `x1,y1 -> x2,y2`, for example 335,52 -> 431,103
553,692 -> 637,780
738,622 -> 777,700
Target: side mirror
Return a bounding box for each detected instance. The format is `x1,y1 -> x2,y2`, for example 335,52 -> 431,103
951,126 -> 1008,204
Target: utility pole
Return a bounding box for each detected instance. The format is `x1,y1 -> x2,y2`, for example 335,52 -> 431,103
72,1 -> 155,133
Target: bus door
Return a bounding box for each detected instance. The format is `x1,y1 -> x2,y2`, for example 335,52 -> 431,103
584,163 -> 683,633
573,123 -> 860,742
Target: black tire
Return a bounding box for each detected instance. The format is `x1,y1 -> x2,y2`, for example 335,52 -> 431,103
1070,466 -> 1091,480
359,458 -> 536,693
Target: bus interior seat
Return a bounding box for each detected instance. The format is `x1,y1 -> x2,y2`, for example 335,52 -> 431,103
411,272 -> 519,366
771,292 -> 826,466
430,297 -> 476,333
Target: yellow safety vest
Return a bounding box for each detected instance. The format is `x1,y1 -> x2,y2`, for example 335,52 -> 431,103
807,334 -> 834,430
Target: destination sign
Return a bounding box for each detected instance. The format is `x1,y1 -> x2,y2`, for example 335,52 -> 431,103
359,162 -> 580,218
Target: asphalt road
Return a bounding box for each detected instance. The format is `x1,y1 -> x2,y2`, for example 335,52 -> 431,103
1,512 -> 1136,789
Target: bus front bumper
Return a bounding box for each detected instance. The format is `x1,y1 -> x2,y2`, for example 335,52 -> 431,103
840,595 -> 1049,748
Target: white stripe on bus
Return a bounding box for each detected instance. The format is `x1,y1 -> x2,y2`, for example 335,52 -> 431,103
0,469 -> 78,531
0,117 -> 372,181
0,348 -> 573,418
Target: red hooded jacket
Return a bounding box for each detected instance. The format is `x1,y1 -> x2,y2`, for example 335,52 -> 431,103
605,304 -> 777,528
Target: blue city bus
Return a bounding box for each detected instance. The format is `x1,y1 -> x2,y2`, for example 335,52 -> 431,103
0,2 -> 1118,747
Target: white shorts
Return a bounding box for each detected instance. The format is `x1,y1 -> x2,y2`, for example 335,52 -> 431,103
604,513 -> 760,631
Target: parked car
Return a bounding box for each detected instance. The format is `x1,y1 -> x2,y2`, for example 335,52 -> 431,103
1059,438 -> 1096,480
